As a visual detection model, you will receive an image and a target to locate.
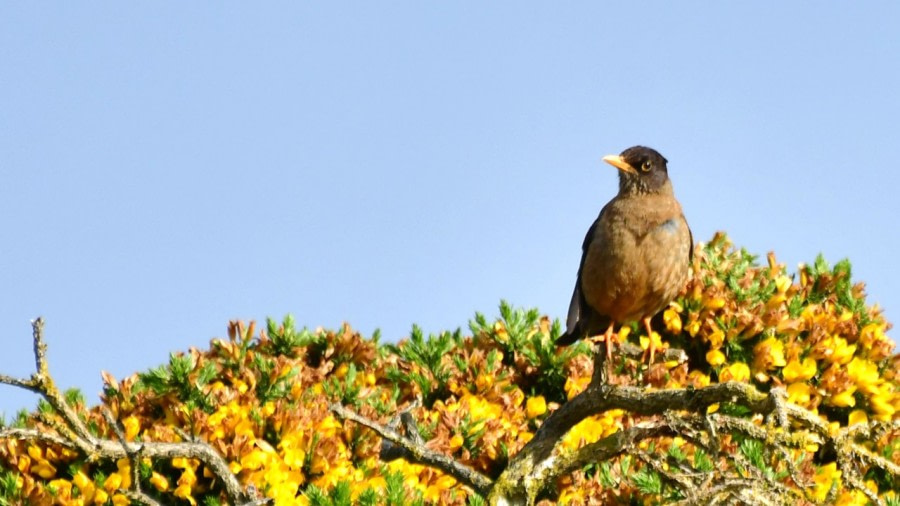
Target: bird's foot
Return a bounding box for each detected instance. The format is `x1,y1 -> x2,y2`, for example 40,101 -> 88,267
586,323 -> 617,359
641,317 -> 657,365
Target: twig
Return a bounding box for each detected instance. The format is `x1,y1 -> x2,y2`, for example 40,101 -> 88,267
329,403 -> 493,496
122,490 -> 163,506
102,407 -> 146,500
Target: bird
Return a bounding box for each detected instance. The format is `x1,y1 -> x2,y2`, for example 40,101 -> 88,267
557,146 -> 693,366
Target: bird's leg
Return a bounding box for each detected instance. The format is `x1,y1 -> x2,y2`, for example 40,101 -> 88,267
588,322 -> 617,386
642,316 -> 655,364
588,322 -> 617,359
604,323 -> 616,361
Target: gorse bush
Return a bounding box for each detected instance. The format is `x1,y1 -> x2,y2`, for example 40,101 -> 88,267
0,233 -> 897,505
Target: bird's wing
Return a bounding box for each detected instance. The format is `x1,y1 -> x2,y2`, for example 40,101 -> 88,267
557,212 -> 604,345
687,219 -> 694,263
564,283 -> 582,338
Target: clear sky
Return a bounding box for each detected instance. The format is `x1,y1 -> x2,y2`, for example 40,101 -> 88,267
2,3 -> 899,417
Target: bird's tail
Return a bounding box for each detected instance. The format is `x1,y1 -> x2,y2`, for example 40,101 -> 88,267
556,311 -> 611,346
555,322 -> 583,346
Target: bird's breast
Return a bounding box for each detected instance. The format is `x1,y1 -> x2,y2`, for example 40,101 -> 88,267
580,197 -> 691,324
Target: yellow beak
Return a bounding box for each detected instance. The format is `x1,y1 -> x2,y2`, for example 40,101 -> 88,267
602,154 -> 639,175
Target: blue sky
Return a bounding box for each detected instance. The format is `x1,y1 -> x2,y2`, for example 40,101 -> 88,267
2,3 -> 898,416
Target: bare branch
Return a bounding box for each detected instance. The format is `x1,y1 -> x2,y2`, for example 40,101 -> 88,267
0,427 -> 79,450
122,490 -> 163,506
102,406 -> 146,500
329,403 -> 493,496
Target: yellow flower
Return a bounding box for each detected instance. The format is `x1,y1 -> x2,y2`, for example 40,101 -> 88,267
663,307 -> 682,334
686,319 -> 701,337
706,349 -> 726,366
822,335 -> 856,365
707,403 -> 719,414
847,410 -> 868,426
290,381 -> 306,400
174,484 -> 197,506
73,471 -> 94,501
317,415 -> 342,438
112,494 -> 130,506
782,357 -> 817,383
241,449 -> 271,471
178,466 -> 197,488
30,461 -> 57,479
846,358 -> 880,395
268,479 -> 301,506
526,396 -> 547,418
720,362 -> 750,382
565,375 -> 590,400
836,489 -> 870,506
828,386 -> 857,408
423,474 -> 457,502
47,479 -> 72,500
92,489 -> 109,505
149,471 -> 169,492
122,415 -> 140,441
104,473 -> 122,493
870,385 -> 896,419
786,383 -> 812,406
688,370 -> 711,387
705,296 -> 726,310
16,456 -> 30,474
117,459 -> 132,489
448,434 -> 464,451
234,418 -> 256,439
493,321 -> 509,342
639,332 -> 663,353
462,394 -> 502,421
475,373 -> 494,390
27,445 -> 43,460
812,462 -> 841,502
774,275 -> 792,293
754,337 -> 787,370
859,323 -> 889,347
707,329 -> 725,348
562,416 -> 608,449
282,445 -> 306,471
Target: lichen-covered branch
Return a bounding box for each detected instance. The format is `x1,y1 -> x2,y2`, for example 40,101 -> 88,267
538,421 -> 675,486
329,403 -> 493,496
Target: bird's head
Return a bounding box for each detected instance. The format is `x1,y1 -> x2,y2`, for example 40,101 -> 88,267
603,146 -> 671,195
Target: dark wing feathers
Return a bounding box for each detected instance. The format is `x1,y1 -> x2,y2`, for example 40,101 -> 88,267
556,215 -> 602,345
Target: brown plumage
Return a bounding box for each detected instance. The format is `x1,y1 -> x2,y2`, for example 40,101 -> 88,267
557,146 -> 692,363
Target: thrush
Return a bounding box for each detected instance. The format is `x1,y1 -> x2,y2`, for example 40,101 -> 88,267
557,146 -> 693,365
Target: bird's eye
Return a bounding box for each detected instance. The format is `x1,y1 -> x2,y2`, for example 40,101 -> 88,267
641,161 -> 652,172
